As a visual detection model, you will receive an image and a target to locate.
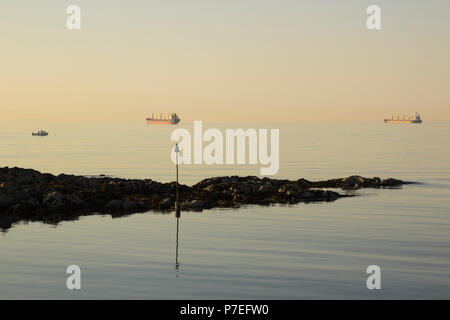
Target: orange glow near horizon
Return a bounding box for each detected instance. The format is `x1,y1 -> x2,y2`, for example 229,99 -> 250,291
1,1 -> 449,123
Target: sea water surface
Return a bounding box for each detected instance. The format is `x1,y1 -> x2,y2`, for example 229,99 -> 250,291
0,122 -> 449,299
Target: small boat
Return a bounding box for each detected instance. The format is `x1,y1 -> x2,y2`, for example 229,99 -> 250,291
32,130 -> 49,136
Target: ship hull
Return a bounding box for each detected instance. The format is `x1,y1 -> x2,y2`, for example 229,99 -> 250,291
146,119 -> 180,125
384,120 -> 422,124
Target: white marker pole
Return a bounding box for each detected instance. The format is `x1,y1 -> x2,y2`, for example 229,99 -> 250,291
174,143 -> 181,218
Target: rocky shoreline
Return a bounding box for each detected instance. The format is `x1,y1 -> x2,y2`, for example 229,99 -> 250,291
0,167 -> 412,230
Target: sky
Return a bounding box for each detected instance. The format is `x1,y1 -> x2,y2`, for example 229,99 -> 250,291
1,0 -> 449,123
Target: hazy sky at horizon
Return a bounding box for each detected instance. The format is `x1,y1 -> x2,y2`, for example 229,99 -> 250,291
1,0 -> 449,123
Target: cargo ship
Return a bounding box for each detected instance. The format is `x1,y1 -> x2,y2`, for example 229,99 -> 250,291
384,113 -> 422,124
146,113 -> 180,125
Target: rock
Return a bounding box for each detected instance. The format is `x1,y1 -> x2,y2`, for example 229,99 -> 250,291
0,192 -> 15,209
301,191 -> 314,199
188,199 -> 206,210
158,197 -> 173,209
372,177 -> 382,186
42,192 -> 85,210
203,185 -> 216,192
380,178 -> 403,187
42,192 -> 65,209
286,189 -> 299,197
258,184 -> 272,193
341,176 -> 365,189
0,166 -> 412,231
297,178 -> 312,188
105,200 -> 138,211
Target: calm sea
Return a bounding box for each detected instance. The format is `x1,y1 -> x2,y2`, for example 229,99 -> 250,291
0,122 -> 449,299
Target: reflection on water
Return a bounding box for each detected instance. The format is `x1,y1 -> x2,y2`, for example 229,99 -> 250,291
175,217 -> 181,274
1,185 -> 449,300
0,123 -> 449,299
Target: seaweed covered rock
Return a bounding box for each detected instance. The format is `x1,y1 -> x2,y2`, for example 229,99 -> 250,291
0,167 -> 412,230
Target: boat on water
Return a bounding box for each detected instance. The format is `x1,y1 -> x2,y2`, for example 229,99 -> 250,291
146,113 -> 180,125
384,113 -> 422,124
32,130 -> 49,136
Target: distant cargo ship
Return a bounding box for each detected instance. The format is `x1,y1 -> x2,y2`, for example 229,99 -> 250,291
146,113 -> 180,125
384,113 -> 422,124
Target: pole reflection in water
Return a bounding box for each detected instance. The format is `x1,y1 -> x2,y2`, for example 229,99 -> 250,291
175,216 -> 180,274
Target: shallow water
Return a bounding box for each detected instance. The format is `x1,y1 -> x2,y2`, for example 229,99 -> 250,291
1,122 -> 449,299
